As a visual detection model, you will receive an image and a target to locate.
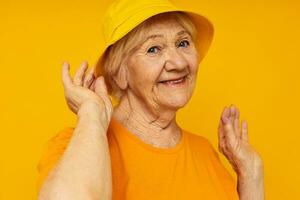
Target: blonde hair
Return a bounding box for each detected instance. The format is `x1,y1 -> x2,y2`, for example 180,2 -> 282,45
101,11 -> 198,100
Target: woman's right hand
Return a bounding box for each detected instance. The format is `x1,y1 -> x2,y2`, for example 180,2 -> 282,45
61,60 -> 113,126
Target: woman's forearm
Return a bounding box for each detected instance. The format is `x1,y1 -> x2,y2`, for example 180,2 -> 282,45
38,103 -> 112,200
237,164 -> 265,200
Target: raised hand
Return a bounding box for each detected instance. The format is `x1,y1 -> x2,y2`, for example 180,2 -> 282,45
218,104 -> 263,179
61,60 -> 113,125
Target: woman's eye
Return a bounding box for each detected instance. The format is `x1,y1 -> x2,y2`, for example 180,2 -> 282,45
178,40 -> 190,48
147,46 -> 159,54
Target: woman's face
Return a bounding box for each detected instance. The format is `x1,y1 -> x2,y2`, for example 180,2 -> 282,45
125,16 -> 199,112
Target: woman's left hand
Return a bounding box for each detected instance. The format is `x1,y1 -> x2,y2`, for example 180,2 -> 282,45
218,104 -> 263,180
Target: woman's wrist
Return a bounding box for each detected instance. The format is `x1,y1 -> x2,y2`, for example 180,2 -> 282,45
78,100 -> 109,122
237,176 -> 264,200
237,162 -> 265,200
237,156 -> 264,181
78,100 -> 103,116
77,100 -> 110,133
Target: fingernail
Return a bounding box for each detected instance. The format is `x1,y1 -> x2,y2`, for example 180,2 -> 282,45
221,116 -> 229,124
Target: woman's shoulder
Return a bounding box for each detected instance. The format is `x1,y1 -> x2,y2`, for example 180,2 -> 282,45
39,127 -> 75,158
182,129 -> 236,182
37,127 -> 75,169
36,127 -> 75,191
48,127 -> 75,142
182,129 -> 220,158
39,127 -> 76,158
183,129 -> 213,147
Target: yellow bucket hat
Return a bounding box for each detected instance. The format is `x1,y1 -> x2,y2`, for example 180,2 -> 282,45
94,0 -> 214,77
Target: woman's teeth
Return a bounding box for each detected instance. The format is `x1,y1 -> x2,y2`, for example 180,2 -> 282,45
160,76 -> 187,86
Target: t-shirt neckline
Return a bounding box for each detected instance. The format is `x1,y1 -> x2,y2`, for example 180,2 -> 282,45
110,117 -> 185,154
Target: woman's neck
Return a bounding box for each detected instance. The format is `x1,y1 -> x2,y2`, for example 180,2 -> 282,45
112,92 -> 182,148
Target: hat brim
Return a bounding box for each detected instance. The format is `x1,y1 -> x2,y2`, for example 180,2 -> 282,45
94,6 -> 214,77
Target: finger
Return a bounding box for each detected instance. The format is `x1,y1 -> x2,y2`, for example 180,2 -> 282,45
221,107 -> 237,147
61,61 -> 73,88
221,106 -> 231,124
90,79 -> 96,91
73,61 -> 88,86
229,104 -> 240,139
222,119 -> 236,138
95,76 -> 108,96
241,120 -> 249,142
95,76 -> 113,116
218,118 -> 225,140
234,107 -> 241,138
224,106 -> 231,124
218,119 -> 226,153
83,66 -> 95,88
218,121 -> 231,156
230,104 -> 236,124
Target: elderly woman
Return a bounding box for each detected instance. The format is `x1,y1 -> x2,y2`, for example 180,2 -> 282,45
37,0 -> 264,199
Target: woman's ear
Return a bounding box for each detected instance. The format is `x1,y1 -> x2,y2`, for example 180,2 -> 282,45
113,63 -> 128,90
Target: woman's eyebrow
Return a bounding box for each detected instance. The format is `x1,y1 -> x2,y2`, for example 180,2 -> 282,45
176,30 -> 191,37
142,34 -> 163,44
140,30 -> 191,46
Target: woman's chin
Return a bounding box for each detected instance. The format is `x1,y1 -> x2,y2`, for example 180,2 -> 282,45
161,93 -> 192,110
159,84 -> 194,107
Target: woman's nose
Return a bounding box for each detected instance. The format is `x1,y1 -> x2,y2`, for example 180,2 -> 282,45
164,48 -> 188,72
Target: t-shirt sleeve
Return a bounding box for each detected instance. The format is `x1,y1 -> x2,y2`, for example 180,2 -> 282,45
36,127 -> 74,192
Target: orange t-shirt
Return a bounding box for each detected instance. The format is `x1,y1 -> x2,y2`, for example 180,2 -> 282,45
37,117 -> 239,200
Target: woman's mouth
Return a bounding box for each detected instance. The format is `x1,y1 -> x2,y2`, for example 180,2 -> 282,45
158,75 -> 188,87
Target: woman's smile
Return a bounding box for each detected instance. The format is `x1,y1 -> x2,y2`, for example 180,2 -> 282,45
157,74 -> 188,87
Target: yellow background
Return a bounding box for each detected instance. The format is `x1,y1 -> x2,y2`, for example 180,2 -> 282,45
1,0 -> 299,199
